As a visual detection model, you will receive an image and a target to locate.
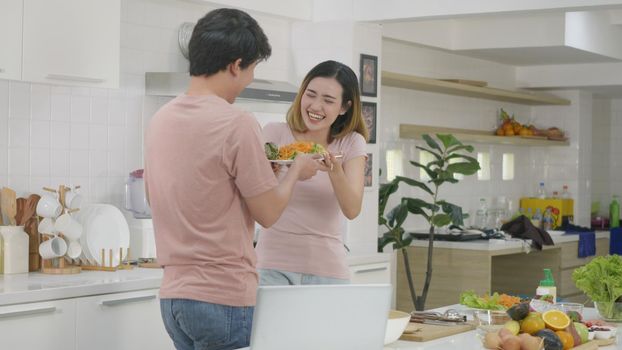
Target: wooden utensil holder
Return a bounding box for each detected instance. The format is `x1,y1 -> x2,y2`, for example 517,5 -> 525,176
40,185 -> 81,274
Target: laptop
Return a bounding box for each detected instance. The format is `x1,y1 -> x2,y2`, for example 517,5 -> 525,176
244,284 -> 392,350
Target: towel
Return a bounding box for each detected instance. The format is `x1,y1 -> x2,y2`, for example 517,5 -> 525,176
611,227 -> 622,255
558,220 -> 596,258
500,215 -> 554,250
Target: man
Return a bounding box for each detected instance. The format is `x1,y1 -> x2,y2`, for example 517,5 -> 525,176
144,8 -> 321,350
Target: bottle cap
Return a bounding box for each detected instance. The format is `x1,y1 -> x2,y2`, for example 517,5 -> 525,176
539,268 -> 555,287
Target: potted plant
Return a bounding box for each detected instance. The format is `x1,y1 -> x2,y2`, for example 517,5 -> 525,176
378,134 -> 480,311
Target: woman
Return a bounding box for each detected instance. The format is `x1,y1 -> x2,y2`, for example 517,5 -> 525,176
256,60 -> 369,285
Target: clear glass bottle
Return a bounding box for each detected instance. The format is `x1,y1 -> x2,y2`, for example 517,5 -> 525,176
560,185 -> 571,199
537,182 -> 547,199
474,198 -> 488,229
551,191 -> 559,199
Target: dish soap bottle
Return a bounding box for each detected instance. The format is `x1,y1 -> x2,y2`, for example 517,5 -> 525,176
536,268 -> 556,303
611,195 -> 620,228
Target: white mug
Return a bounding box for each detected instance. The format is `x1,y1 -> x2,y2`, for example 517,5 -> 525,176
38,217 -> 56,235
39,236 -> 68,259
64,191 -> 83,210
36,194 -> 62,218
65,239 -> 82,259
54,213 -> 83,241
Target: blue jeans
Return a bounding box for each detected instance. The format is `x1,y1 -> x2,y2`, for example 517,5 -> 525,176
258,268 -> 350,285
160,299 -> 253,350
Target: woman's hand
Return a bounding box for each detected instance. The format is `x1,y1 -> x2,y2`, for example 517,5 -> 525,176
318,152 -> 344,174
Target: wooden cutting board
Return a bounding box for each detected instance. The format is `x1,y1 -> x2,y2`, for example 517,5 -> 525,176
399,321 -> 476,342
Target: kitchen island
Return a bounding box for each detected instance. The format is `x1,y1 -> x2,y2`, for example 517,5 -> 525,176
384,304 -> 619,350
396,231 -> 610,310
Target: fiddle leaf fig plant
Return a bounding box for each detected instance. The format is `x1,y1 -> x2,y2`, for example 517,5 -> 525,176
378,134 -> 480,311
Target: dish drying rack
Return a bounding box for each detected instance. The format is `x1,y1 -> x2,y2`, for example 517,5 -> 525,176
39,185 -> 133,274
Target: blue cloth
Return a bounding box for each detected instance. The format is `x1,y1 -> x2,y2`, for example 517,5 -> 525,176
561,230 -> 596,258
611,227 -> 622,255
160,299 -> 253,350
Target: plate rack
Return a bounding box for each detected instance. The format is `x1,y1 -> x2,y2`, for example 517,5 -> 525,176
40,184 -> 82,274
79,247 -> 132,271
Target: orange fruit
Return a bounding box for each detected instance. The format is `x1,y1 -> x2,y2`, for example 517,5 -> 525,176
520,314 -> 545,335
555,330 -> 574,350
505,128 -> 515,136
542,310 -> 571,331
495,127 -> 504,136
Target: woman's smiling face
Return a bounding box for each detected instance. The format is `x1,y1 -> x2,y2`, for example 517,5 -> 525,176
300,77 -> 349,133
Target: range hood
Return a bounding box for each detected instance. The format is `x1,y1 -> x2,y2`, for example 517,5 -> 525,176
145,72 -> 298,103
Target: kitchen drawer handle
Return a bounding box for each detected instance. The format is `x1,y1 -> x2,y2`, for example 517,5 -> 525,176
100,295 -> 156,307
46,74 -> 105,83
0,306 -> 57,318
355,266 -> 388,274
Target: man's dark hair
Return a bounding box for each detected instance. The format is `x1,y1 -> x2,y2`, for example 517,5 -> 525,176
188,8 -> 271,77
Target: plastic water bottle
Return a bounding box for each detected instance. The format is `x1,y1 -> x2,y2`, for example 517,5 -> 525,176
543,208 -> 554,230
474,198 -> 488,229
537,182 -> 547,199
611,195 -> 620,228
560,185 -> 571,199
532,208 -> 543,229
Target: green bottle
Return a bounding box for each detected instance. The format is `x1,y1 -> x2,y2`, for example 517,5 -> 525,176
611,195 -> 620,228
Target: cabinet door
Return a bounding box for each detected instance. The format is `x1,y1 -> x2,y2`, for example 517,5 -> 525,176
76,289 -> 173,350
22,0 -> 120,88
0,299 -> 76,350
0,0 -> 23,81
350,262 -> 391,284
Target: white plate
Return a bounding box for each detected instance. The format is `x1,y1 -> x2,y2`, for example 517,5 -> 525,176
75,204 -> 130,266
547,230 -> 566,236
270,159 -> 293,165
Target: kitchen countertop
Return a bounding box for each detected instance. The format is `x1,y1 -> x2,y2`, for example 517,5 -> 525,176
383,304 -> 620,350
408,230 -> 609,254
0,252 -> 389,306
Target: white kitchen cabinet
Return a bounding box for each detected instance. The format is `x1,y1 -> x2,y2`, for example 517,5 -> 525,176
76,289 -> 172,350
0,299 -> 76,350
0,0 -> 23,81
350,261 -> 391,284
22,0 -> 120,88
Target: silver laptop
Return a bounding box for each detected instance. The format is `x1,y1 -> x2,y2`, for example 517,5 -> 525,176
248,284 -> 392,350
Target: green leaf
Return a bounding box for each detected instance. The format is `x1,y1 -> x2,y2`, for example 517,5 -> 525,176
415,146 -> 442,161
378,231 -> 397,251
438,200 -> 465,226
422,134 -> 442,152
431,213 -> 452,227
446,162 -> 480,175
379,180 -> 399,218
404,197 -> 432,220
446,153 -> 478,163
436,134 -> 461,149
395,176 -> 433,195
409,161 -> 437,180
447,144 -> 475,154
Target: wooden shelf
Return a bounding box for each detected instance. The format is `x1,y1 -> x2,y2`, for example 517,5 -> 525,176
382,71 -> 571,106
400,124 -> 570,147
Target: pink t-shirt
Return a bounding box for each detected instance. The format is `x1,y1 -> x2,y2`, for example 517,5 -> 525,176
144,94 -> 278,307
255,122 -> 367,279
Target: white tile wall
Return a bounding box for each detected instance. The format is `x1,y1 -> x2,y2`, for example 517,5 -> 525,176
0,0 -> 295,209
380,40 -> 593,228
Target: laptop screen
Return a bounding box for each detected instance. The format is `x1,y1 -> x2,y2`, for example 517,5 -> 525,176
248,284 -> 392,350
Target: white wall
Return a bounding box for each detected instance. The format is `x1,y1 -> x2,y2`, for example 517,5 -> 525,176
380,39 -> 591,228
0,0 -> 294,210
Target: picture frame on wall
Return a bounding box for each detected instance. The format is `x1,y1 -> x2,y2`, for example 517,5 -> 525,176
364,153 -> 373,187
362,102 -> 377,144
359,54 -> 378,97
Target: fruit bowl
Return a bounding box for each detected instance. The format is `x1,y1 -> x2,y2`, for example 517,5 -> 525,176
593,301 -> 622,322
473,310 -> 511,336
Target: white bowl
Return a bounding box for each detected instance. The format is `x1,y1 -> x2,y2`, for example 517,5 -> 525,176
384,310 -> 411,344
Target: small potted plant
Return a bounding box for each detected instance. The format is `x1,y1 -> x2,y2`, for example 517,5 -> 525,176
378,134 -> 480,311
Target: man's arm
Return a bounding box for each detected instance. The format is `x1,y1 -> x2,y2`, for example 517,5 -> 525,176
245,154 -> 320,227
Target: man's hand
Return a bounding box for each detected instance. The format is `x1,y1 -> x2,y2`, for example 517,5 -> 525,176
290,153 -> 321,180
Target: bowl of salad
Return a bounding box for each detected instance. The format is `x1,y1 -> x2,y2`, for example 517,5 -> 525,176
573,255 -> 622,322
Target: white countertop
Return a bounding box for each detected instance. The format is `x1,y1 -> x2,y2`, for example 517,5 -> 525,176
384,304 -> 620,350
0,267 -> 163,306
408,230 -> 609,253
0,252 -> 389,306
